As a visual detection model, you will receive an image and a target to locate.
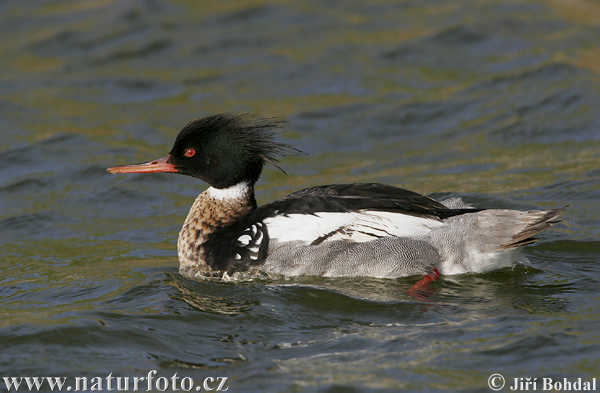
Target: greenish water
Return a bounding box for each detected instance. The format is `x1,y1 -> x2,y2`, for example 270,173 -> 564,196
1,1 -> 599,392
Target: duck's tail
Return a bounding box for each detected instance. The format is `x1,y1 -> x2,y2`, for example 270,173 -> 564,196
434,206 -> 566,275
499,207 -> 566,249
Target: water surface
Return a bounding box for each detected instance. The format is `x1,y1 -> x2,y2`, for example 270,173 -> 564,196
1,1 -> 599,392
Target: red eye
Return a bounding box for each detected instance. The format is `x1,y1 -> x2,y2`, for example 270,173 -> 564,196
184,148 -> 196,158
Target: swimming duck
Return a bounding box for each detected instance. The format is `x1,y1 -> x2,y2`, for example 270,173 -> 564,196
107,113 -> 564,288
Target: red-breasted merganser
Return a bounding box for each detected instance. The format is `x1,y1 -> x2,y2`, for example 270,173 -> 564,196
107,113 -> 565,287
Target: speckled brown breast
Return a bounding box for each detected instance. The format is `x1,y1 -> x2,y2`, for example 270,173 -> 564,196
178,189 -> 254,278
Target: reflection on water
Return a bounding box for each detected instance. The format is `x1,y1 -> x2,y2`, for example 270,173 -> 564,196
168,274 -> 260,316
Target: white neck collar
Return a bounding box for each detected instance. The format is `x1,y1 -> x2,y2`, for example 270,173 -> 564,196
206,182 -> 251,201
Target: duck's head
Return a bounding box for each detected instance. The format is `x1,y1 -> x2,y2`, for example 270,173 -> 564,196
107,113 -> 299,189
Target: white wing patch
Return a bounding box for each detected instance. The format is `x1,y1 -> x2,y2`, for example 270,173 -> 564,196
233,222 -> 268,263
237,234 -> 252,246
263,211 -> 444,244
